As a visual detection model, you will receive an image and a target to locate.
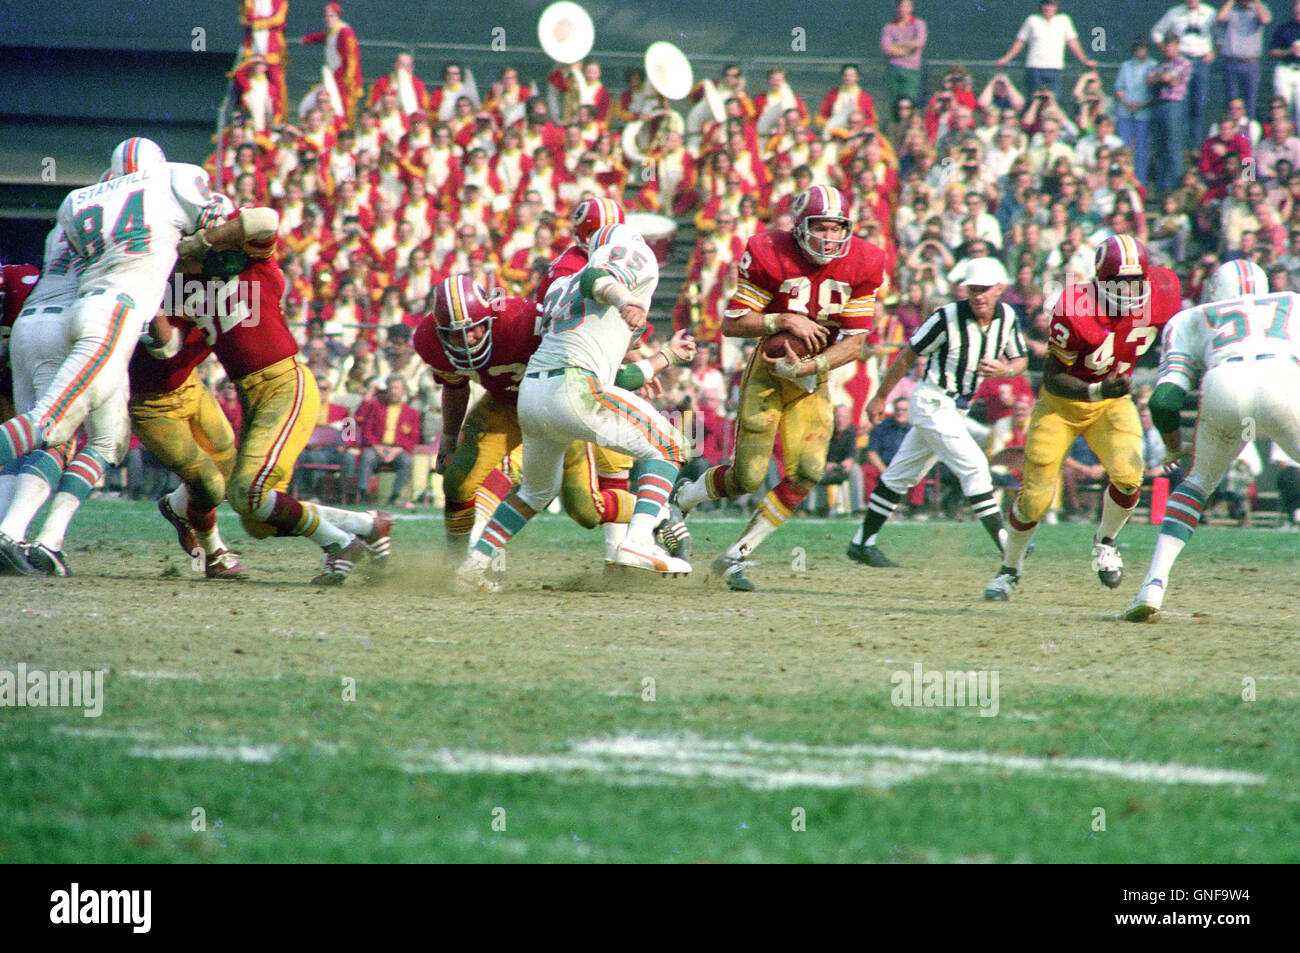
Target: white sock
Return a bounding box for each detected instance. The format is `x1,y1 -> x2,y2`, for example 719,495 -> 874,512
34,492 -> 81,552
469,505 -> 489,548
726,504 -> 786,560
0,473 -> 53,540
625,510 -> 661,543
168,482 -> 190,513
676,472 -> 711,512
1002,522 -> 1035,573
1097,489 -> 1137,542
309,519 -> 353,549
850,524 -> 879,547
312,505 -> 374,536
603,521 -> 626,559
1143,533 -> 1187,593
196,523 -> 227,555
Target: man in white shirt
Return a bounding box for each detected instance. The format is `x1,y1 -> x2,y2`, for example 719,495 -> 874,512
996,0 -> 1098,103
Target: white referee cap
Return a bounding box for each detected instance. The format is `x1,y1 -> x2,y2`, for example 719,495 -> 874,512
962,257 -> 1008,287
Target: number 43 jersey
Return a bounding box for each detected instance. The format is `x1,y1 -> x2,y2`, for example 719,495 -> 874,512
725,230 -> 885,343
1047,266 -> 1182,384
57,162 -> 227,309
1159,291 -> 1300,391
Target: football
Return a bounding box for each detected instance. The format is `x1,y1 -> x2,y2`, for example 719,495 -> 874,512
760,331 -> 814,360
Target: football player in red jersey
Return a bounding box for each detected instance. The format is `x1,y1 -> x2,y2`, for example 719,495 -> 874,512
0,264 -> 41,422
671,185 -> 887,590
151,208 -> 392,585
985,234 -> 1182,600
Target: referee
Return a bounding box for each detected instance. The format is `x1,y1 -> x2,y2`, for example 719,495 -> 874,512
847,257 -> 1028,567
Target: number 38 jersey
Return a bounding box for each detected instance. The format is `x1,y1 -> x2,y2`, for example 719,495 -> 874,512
56,162 -> 226,310
528,231 -> 659,387
1158,291 -> 1300,391
725,230 -> 886,344
1047,266 -> 1182,384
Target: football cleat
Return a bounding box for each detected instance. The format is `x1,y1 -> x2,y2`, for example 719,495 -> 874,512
206,548 -> 249,580
846,541 -> 899,568
653,500 -> 692,559
310,537 -> 367,586
712,552 -> 757,592
1092,536 -> 1124,589
158,496 -> 199,558
364,510 -> 393,569
27,543 -> 71,577
1121,581 -> 1165,622
455,550 -> 501,593
0,532 -> 39,576
612,537 -> 692,576
983,567 -> 1019,601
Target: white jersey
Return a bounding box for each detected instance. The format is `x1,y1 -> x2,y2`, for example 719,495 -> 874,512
55,161 -> 225,314
18,225 -> 80,315
1158,291 -> 1300,391
527,232 -> 658,386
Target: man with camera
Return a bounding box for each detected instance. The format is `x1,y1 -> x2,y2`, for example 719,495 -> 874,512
1152,0 -> 1219,145
1218,0 -> 1273,122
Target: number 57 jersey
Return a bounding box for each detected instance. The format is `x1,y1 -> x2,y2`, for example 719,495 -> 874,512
1159,290 -> 1300,391
1046,265 -> 1183,384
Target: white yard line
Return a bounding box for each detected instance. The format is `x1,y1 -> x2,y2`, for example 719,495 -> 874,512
126,743 -> 281,764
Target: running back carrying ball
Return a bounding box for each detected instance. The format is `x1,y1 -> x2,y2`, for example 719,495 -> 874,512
760,330 -> 814,360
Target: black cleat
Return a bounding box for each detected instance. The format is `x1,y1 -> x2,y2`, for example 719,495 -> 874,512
26,543 -> 70,577
984,567 -> 1019,601
712,553 -> 756,591
846,541 -> 900,567
0,532 -> 39,576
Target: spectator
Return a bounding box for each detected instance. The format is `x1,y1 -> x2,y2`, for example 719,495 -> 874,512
1271,441 -> 1300,526
881,0 -> 928,108
1270,1 -> 1300,128
863,397 -> 928,515
1219,0 -> 1273,122
1151,0 -> 1219,145
299,373 -> 358,498
1062,435 -> 1106,520
1255,118 -> 1300,183
356,375 -> 420,507
1148,34 -> 1195,193
813,405 -> 865,516
215,377 -> 243,439
816,64 -> 877,134
239,1 -> 289,124
1115,38 -> 1157,183
301,2 -> 363,124
984,395 -> 1034,491
995,0 -> 1098,103
367,51 -> 429,118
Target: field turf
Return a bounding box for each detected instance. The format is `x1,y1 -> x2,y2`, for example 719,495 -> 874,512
1,498 -> 1297,863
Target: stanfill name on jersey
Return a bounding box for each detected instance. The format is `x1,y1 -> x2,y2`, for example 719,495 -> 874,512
76,170 -> 150,204
49,883 -> 151,934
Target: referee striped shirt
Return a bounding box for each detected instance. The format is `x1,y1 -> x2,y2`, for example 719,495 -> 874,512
909,300 -> 1026,400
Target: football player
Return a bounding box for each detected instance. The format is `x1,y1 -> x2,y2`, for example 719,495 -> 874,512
151,206 -> 391,585
457,222 -> 689,590
0,137 -> 228,531
670,185 -> 887,590
1124,261 -> 1300,620
985,235 -> 1182,600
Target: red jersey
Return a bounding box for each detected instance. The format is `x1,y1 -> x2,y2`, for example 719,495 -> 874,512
2,264 -> 41,334
532,243 -> 587,309
179,258 -> 299,381
128,323 -> 213,396
1047,266 -> 1182,385
726,231 -> 885,347
413,295 -> 541,408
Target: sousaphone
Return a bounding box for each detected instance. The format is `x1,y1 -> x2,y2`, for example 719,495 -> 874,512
538,1 -> 594,64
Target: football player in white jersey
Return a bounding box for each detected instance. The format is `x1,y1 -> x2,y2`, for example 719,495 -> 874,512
456,223 -> 691,591
1123,260 -> 1300,620
0,224 -> 86,573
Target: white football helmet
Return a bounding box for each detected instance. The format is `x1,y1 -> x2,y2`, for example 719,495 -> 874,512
110,137 -> 167,178
1202,259 -> 1268,304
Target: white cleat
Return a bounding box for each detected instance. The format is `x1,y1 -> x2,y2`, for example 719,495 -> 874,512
1121,581 -> 1165,622
983,568 -> 1019,601
1092,536 -> 1124,589
455,550 -> 501,593
612,538 -> 692,576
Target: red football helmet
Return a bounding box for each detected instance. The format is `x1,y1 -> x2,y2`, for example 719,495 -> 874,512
1093,235 -> 1150,315
431,275 -> 495,371
791,185 -> 852,265
570,197 -> 625,249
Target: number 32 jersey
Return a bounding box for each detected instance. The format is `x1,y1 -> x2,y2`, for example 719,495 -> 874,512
1159,291 -> 1300,391
725,230 -> 886,344
1047,266 -> 1182,384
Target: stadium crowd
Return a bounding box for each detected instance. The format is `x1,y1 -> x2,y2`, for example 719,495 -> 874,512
113,0 -> 1300,524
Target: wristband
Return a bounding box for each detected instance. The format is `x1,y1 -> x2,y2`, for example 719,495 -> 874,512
762,313 -> 781,335
813,354 -> 831,377
635,358 -> 656,380
1087,382 -> 1103,402
659,348 -> 686,368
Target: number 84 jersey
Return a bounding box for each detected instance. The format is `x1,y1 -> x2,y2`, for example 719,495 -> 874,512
725,231 -> 886,342
1047,266 -> 1182,384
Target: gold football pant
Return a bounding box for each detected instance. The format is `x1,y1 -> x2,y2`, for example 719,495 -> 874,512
229,358 -> 320,538
1014,389 -> 1144,524
560,442 -> 635,528
128,370 -> 237,512
724,355 -> 833,495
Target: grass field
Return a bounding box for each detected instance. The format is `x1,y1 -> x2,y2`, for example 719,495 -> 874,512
1,498 -> 1298,863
